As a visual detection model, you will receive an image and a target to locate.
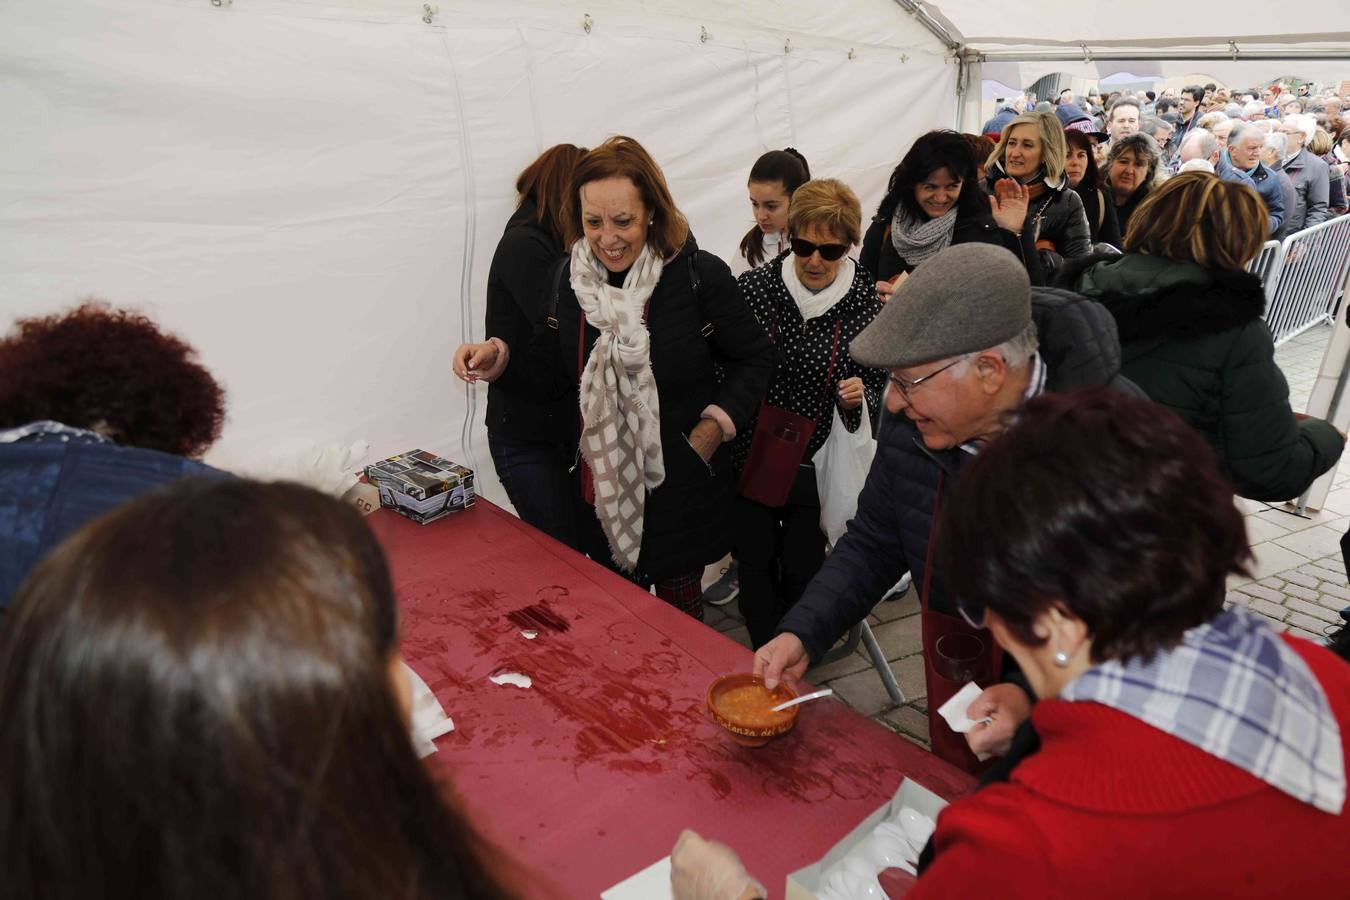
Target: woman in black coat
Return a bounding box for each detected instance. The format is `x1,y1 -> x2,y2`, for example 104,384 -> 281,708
1063,128 -> 1122,248
984,112 -> 1093,281
454,137 -> 773,619
475,144 -> 586,549
860,130 -> 1041,297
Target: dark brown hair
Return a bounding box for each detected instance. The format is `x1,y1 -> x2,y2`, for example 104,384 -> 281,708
876,130 -> 988,224
1063,129 -> 1102,190
940,388 -> 1251,663
1124,171 -> 1266,270
961,133 -> 995,175
516,143 -> 587,250
0,478 -> 515,900
0,302 -> 225,457
564,135 -> 689,257
739,148 -> 811,267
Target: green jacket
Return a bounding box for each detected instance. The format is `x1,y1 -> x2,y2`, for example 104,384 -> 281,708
1064,253 -> 1343,502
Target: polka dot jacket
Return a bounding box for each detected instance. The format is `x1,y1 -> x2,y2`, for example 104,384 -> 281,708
730,251 -> 887,474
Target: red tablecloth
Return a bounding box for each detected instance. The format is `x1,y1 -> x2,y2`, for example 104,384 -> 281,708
371,500 -> 974,898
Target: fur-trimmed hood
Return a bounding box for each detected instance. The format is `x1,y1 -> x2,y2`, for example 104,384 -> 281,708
1056,252 -> 1266,342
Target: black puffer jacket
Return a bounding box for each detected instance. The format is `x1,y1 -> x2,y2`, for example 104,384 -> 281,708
1060,252 -> 1344,501
523,235 -> 774,579
859,208 -> 1045,286
776,287 -> 1137,659
984,164 -> 1092,277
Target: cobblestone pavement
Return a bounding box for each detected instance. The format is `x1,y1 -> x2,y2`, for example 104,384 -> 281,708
703,323 -> 1350,752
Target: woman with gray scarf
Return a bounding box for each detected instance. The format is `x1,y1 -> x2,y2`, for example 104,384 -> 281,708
859,130 -> 1041,299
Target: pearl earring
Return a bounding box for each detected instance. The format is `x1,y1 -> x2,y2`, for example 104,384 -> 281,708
1053,650 -> 1070,668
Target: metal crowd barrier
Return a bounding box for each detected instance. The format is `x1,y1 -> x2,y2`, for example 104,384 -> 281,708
1255,217 -> 1350,347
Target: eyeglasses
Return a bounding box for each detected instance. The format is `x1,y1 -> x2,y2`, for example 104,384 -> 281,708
956,596 -> 987,629
790,237 -> 848,261
887,357 -> 965,403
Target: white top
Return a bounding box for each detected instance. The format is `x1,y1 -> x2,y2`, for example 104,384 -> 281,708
729,230 -> 789,277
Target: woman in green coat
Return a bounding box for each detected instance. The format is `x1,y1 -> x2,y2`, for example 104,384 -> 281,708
1058,171 -> 1343,502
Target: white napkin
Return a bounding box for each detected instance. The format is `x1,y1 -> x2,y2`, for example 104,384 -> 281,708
600,856 -> 672,900
403,661 -> 454,757
936,681 -> 992,761
936,682 -> 986,733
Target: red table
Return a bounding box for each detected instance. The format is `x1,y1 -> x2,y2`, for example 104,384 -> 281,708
371,500 -> 974,898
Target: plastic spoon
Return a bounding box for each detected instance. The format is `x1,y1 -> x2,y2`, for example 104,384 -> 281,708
771,688 -> 834,712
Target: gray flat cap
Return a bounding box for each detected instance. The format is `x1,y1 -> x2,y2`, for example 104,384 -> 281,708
850,243 -> 1031,369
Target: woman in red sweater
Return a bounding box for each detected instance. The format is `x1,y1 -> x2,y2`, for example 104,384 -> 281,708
669,389 -> 1348,900
911,388 -> 1350,899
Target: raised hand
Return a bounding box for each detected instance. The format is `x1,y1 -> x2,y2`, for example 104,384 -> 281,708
989,178 -> 1030,233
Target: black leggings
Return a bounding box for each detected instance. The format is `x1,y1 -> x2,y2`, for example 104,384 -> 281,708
733,465 -> 827,648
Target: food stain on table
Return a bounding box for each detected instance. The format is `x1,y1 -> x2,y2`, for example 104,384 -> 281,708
506,602 -> 570,634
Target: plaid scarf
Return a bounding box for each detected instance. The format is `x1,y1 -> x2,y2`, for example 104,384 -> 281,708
1062,607 -> 1345,813
570,239 -> 666,572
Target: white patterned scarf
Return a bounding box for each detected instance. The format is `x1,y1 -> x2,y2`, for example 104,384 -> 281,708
890,205 -> 958,269
781,255 -> 856,322
1062,606 -> 1345,813
570,238 -> 666,572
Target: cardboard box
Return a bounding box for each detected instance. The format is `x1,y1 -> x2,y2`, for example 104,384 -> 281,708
364,449 -> 474,525
785,778 -> 948,899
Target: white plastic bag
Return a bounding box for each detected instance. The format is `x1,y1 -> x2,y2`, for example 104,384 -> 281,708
812,400 -> 876,546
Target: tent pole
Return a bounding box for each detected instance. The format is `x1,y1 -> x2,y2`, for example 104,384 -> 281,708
890,0 -> 961,52
954,54 -> 969,129
972,48 -> 1350,63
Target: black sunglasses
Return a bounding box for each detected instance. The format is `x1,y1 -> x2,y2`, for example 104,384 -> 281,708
790,237 -> 848,262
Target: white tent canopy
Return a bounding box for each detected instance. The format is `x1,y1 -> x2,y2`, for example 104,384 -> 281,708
1,0 -> 1346,501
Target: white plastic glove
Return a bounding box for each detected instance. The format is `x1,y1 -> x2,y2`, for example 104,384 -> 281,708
671,830 -> 766,900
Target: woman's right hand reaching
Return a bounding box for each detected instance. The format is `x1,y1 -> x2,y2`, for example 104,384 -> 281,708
451,340 -> 504,383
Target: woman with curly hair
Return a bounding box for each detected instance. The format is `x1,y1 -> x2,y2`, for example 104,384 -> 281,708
1102,132 -> 1165,235
0,302 -> 226,606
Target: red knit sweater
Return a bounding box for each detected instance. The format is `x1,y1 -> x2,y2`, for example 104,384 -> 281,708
908,636 -> 1350,899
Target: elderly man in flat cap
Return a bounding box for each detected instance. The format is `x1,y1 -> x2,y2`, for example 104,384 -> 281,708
754,243 -> 1138,772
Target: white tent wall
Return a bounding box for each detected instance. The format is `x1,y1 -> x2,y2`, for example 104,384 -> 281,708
0,0 -> 954,505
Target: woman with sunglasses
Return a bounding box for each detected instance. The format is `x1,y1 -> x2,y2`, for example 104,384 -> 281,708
729,179 -> 887,647
862,130 -> 1039,302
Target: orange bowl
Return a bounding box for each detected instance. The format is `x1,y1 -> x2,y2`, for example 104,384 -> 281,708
706,673 -> 799,747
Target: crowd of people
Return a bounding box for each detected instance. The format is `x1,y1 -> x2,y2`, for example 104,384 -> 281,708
2,78 -> 1350,898
984,81 -> 1350,239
